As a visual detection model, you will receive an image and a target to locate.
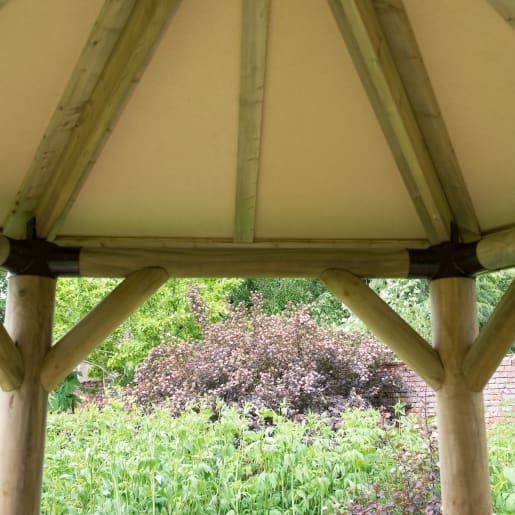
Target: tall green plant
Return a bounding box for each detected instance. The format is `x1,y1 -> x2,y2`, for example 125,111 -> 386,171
48,371 -> 92,413
42,402 -> 514,514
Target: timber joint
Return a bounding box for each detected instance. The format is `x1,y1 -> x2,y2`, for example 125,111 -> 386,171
1,237 -> 80,278
408,241 -> 485,280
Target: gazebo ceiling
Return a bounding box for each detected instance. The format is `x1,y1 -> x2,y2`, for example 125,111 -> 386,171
1,0 -> 515,254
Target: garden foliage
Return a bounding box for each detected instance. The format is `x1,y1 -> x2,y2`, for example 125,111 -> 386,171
129,293 -> 403,418
53,277 -> 241,384
43,401 -> 515,514
229,278 -> 347,326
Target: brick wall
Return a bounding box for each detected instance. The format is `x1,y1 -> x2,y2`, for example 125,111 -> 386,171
384,354 -> 515,425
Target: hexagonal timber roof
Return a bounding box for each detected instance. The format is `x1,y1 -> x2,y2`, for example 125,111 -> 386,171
1,0 -> 515,278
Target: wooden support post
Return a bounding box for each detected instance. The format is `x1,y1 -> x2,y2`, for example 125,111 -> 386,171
430,278 -> 492,514
0,275 -> 56,515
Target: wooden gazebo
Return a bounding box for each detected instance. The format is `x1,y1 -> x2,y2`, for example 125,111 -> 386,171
1,0 -> 515,512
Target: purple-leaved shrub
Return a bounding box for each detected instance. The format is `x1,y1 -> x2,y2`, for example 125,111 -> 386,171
128,292 -> 404,418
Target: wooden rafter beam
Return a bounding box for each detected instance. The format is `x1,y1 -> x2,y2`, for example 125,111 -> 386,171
464,278 -> 515,391
40,267 -> 168,392
234,0 -> 270,243
328,0 -> 453,244
3,0 -> 182,240
488,0 -> 515,30
0,323 -> 23,391
373,0 -> 480,242
2,0 -> 135,239
321,269 -> 444,390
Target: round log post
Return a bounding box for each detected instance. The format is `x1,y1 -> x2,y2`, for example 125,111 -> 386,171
0,275 -> 56,514
430,277 -> 492,514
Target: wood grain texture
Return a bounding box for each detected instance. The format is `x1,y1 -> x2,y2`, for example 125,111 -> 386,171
464,278 -> 515,391
488,0 -> 515,30
2,0 -> 136,239
430,278 -> 492,514
321,268 -> 444,390
54,235 -> 429,250
0,323 -> 23,391
6,0 -> 182,241
328,0 -> 453,244
476,226 -> 515,271
79,247 -> 410,278
234,0 -> 270,243
0,276 -> 56,515
373,0 -> 479,242
41,267 -> 168,391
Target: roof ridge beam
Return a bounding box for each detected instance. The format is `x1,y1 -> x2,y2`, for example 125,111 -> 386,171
234,0 -> 270,243
328,0 -> 454,244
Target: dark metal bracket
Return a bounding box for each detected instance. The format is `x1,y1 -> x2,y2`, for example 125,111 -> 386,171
408,241 -> 485,280
2,237 -> 81,278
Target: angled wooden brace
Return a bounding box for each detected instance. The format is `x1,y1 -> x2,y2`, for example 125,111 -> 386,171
321,269 -> 444,390
464,278 -> 515,391
0,324 -> 24,391
40,267 -> 168,391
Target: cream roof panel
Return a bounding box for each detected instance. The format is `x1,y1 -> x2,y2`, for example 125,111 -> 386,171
255,0 -> 425,240
405,0 -> 515,233
61,0 -> 241,238
0,0 -> 103,227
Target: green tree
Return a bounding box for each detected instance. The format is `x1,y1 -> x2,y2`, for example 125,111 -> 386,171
54,277 -> 241,384
229,278 -> 348,325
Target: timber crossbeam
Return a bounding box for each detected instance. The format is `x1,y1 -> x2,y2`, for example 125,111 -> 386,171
2,227 -> 515,279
